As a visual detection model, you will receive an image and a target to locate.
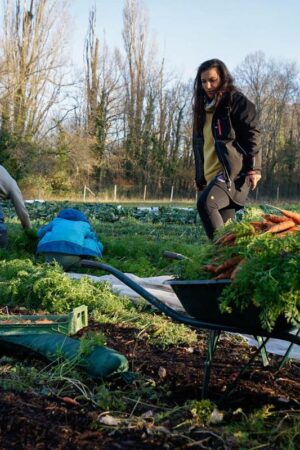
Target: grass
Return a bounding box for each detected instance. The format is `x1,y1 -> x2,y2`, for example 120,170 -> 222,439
26,193 -> 197,207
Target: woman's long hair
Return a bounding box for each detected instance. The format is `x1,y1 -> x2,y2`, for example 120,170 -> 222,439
193,59 -> 236,134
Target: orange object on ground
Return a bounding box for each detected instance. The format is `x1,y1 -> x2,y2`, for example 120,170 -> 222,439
265,220 -> 295,234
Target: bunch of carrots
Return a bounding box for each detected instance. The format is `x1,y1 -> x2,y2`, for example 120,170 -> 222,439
203,207 -> 300,281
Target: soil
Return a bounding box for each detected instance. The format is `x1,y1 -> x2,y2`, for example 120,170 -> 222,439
0,318 -> 299,449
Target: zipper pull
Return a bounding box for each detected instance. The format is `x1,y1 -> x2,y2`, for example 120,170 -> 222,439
226,178 -> 232,191
217,119 -> 222,136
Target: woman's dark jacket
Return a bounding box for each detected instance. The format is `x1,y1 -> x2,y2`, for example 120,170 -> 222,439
193,90 -> 261,205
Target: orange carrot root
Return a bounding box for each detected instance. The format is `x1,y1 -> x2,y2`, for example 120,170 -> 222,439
203,264 -> 218,273
213,271 -> 233,280
215,256 -> 243,273
262,214 -> 290,223
265,220 -> 295,234
250,221 -> 265,231
230,259 -> 246,280
215,233 -> 236,246
283,226 -> 300,233
272,208 -> 300,225
61,397 -> 80,406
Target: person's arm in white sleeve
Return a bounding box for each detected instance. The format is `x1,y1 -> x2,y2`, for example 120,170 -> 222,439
9,180 -> 31,228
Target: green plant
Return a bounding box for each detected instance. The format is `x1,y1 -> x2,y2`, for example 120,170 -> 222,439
219,233 -> 300,331
185,399 -> 216,425
0,258 -> 123,313
170,216 -> 300,332
0,258 -> 197,348
79,332 -> 107,356
226,406 -> 300,450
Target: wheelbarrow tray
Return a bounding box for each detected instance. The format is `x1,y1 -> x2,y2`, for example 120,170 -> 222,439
168,279 -> 293,333
0,305 -> 88,336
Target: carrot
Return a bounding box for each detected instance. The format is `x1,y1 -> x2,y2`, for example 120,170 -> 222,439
61,396 -> 80,406
262,214 -> 290,223
276,228 -> 300,238
264,220 -> 277,228
214,271 -> 233,280
230,259 -> 246,280
284,226 -> 300,233
215,256 -> 243,273
265,220 -> 295,234
214,234 -> 227,245
223,234 -> 237,245
268,207 -> 300,225
203,264 -> 218,273
250,221 -> 265,231
214,233 -> 233,244
215,233 -> 236,246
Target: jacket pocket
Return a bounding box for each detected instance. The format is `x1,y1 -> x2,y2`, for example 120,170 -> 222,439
224,142 -> 244,179
214,115 -> 235,141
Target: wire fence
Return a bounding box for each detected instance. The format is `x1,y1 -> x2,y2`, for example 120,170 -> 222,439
81,183 -> 300,203
30,182 -> 300,204
82,183 -> 198,203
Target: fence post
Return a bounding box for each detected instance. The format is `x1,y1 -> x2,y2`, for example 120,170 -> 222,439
143,185 -> 147,201
114,184 -> 117,201
83,185 -> 95,202
170,185 -> 174,202
276,186 -> 280,202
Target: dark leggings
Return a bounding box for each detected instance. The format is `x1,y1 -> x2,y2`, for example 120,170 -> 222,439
197,181 -> 242,240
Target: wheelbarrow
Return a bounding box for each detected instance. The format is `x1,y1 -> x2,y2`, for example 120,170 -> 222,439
79,259 -> 300,401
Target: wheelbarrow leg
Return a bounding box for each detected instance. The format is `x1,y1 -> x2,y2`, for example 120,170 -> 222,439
254,335 -> 269,367
218,335 -> 271,404
278,328 -> 300,369
202,330 -> 221,399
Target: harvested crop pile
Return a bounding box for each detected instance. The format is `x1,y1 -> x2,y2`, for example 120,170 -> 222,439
177,207 -> 300,332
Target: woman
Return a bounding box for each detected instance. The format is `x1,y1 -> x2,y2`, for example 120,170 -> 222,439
193,59 -> 261,239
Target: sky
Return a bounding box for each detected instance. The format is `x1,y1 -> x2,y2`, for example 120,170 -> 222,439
71,0 -> 300,81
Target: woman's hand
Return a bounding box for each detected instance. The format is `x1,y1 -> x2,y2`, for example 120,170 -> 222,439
246,172 -> 261,190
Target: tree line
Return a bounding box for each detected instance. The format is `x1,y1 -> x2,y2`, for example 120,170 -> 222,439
0,0 -> 299,200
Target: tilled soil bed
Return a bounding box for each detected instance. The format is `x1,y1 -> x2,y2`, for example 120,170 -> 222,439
0,320 -> 299,449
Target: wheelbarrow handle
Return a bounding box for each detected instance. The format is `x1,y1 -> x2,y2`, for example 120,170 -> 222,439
80,259 -> 204,326
80,259 -> 182,319
79,260 -> 300,345
162,251 -> 188,261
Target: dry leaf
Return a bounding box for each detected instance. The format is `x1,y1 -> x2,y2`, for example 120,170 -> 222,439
99,415 -> 120,426
158,366 -> 167,379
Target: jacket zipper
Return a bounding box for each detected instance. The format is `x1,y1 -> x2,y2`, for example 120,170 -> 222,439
217,119 -> 222,136
236,141 -> 247,155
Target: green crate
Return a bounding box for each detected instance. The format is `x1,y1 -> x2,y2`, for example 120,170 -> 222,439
0,305 -> 88,336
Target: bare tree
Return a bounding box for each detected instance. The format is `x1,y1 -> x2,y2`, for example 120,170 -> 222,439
85,6 -> 99,135
122,0 -> 149,180
84,6 -> 123,189
235,52 -> 299,196
0,0 -> 69,141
